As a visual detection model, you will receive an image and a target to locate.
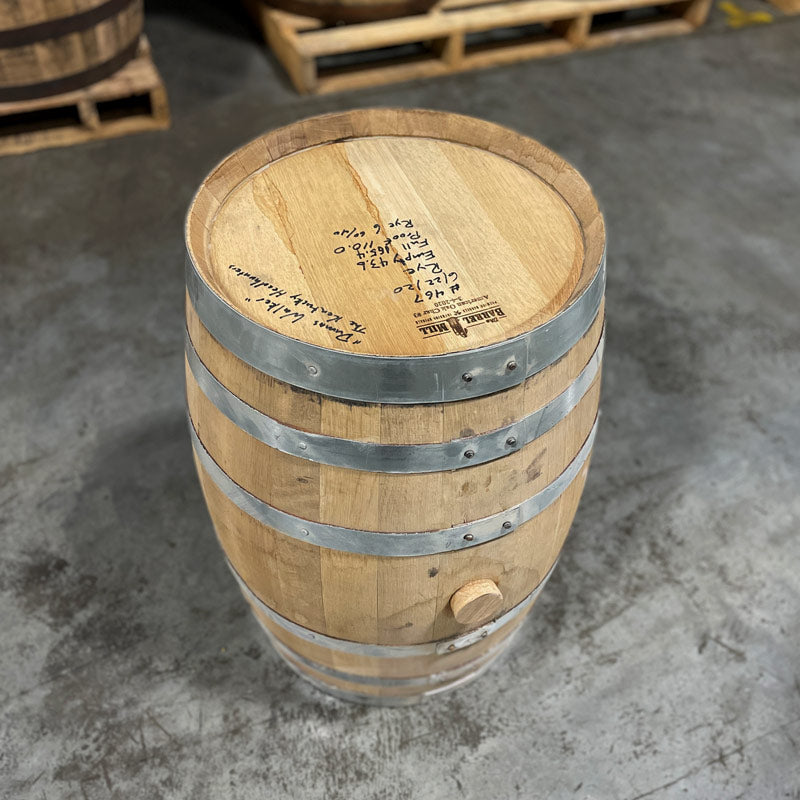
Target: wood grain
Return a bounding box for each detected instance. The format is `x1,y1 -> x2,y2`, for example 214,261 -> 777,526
186,296 -> 604,443
203,137 -> 583,357
450,579 -> 504,625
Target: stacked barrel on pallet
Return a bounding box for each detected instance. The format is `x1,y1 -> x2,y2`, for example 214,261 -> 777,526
0,0 -> 168,156
184,109 -> 607,703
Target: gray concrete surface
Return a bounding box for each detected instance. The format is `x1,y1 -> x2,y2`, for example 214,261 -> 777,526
1,5 -> 799,798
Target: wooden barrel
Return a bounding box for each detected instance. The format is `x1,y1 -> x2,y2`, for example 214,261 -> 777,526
0,0 -> 143,102
184,109 -> 606,705
256,0 -> 436,24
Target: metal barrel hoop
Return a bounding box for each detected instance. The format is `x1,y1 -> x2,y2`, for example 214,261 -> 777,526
275,651 -> 501,707
185,250 -> 605,404
232,556 -> 559,658
265,631 -> 509,688
189,417 -> 598,557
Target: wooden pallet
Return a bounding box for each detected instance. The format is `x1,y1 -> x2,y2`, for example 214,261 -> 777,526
248,0 -> 712,94
0,36 -> 170,157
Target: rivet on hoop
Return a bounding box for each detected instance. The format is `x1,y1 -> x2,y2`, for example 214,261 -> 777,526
463,533 -> 474,542
307,365 -> 319,376
464,449 -> 475,459
298,442 -> 308,451
506,436 -> 517,447
462,372 -> 473,383
300,528 -> 310,537
507,360 -> 518,371
447,644 -> 456,651
502,521 -> 513,530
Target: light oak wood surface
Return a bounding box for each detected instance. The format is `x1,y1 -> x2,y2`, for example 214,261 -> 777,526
201,138 -> 583,357
185,110 -> 605,341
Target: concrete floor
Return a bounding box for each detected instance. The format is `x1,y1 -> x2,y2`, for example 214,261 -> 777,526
2,4 -> 799,798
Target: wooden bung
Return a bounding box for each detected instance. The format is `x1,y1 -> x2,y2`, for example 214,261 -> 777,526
184,109 -> 606,704
450,580 -> 504,626
0,0 -> 143,103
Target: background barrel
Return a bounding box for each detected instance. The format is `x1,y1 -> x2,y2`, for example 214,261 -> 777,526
252,0 -> 437,24
184,108 -> 606,704
0,0 -> 143,102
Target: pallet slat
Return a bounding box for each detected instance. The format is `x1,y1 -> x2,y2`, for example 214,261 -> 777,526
0,36 -> 170,157
249,0 -> 712,94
